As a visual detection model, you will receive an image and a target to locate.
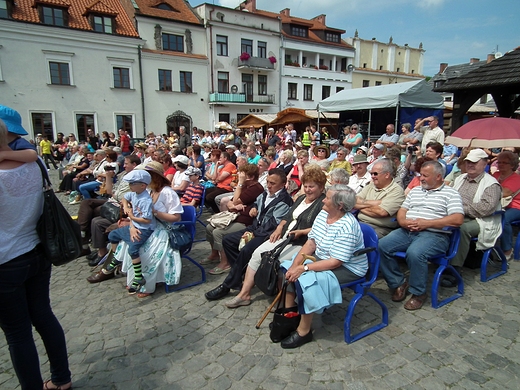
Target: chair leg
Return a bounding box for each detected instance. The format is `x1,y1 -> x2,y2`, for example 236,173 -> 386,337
480,247 -> 508,282
514,233 -> 520,261
344,292 -> 388,344
165,255 -> 206,292
431,264 -> 463,309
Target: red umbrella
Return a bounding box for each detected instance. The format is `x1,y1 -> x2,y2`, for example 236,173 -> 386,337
445,117 -> 520,148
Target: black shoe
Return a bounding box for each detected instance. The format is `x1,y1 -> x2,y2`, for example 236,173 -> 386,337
86,251 -> 98,261
281,330 -> 313,349
440,274 -> 457,288
205,284 -> 230,301
88,256 -> 102,267
80,248 -> 91,257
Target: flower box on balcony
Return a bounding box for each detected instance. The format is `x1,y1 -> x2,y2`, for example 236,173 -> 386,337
239,52 -> 250,61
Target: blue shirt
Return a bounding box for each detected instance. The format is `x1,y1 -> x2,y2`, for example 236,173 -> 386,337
124,191 -> 156,231
247,154 -> 261,165
9,137 -> 36,151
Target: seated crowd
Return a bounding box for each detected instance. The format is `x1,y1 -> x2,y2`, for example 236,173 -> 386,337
7,112 -> 520,350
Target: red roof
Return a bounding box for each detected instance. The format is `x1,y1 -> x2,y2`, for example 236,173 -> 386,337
133,0 -> 202,25
11,0 -> 139,37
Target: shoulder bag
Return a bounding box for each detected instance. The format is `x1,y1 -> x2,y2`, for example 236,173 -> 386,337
36,160 -> 82,266
162,222 -> 191,253
207,210 -> 238,229
99,198 -> 122,224
501,189 -> 520,209
255,237 -> 292,296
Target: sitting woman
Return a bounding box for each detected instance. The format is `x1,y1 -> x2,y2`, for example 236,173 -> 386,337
161,154 -> 176,182
57,147 -> 91,194
204,164 -> 264,275
87,162 -> 183,297
494,150 -> 520,260
275,150 -> 294,175
279,184 -> 368,348
224,168 -> 327,308
171,155 -> 190,196
328,146 -> 352,174
286,149 -> 309,194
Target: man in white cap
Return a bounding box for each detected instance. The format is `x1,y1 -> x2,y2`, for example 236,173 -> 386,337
327,139 -> 340,161
367,143 -> 385,171
448,148 -> 502,283
348,154 -> 372,194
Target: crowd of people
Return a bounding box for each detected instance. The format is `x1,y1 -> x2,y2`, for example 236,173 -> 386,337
2,98 -> 520,390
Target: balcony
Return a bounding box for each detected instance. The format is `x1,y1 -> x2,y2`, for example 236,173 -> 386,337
209,92 -> 275,104
237,56 -> 275,71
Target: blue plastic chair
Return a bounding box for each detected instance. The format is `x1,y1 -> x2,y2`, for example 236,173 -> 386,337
193,186 -> 207,243
294,223 -> 389,344
511,220 -> 520,261
165,205 -> 206,292
395,227 -> 463,309
473,211 -> 508,282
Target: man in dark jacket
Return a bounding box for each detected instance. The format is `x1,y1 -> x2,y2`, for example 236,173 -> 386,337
205,168 -> 293,300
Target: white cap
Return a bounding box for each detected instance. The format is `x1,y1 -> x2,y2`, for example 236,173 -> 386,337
172,155 -> 190,165
465,148 -> 488,162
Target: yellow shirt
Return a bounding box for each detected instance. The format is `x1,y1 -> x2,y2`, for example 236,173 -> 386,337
40,140 -> 52,155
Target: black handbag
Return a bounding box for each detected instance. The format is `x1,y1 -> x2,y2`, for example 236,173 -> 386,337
99,199 -> 122,224
164,222 -> 192,253
36,160 -> 82,266
269,281 -> 301,343
255,237 -> 292,296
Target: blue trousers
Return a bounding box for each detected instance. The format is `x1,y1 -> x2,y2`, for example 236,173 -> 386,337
500,207 -> 520,252
108,225 -> 153,259
378,228 -> 450,296
78,180 -> 101,199
0,246 -> 71,389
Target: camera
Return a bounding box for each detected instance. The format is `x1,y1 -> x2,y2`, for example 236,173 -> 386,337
407,145 -> 418,153
104,165 -> 116,171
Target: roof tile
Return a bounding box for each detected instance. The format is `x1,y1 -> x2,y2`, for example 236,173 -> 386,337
133,0 -> 202,25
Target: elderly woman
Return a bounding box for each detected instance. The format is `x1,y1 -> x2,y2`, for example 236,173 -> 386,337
276,149 -> 294,175
328,167 -> 350,187
204,164 -> 264,274
287,149 -> 309,190
224,168 -> 327,308
87,162 -> 183,297
328,146 -> 352,174
171,154 -> 190,195
312,144 -> 330,171
397,123 -> 412,154
494,151 -> 520,259
279,184 -> 368,348
0,120 -> 72,389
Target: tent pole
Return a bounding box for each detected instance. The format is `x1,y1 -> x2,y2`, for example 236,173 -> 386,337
395,104 -> 399,133
368,109 -> 372,144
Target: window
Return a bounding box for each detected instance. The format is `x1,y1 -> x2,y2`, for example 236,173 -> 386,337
180,71 -> 192,93
216,35 -> 228,56
237,113 -> 248,122
31,112 -> 54,140
285,54 -> 292,65
396,67 -> 400,72
411,70 -> 415,74
258,75 -> 267,95
156,3 -> 173,11
257,41 -> 267,58
322,86 -> 331,100
158,69 -> 172,91
0,0 -> 9,19
362,80 -> 369,88
76,114 -> 95,142
336,86 -> 344,93
116,114 -> 133,137
219,113 -> 230,123
113,67 -> 130,89
363,63 -> 367,68
162,33 -> 183,52
291,25 -> 308,38
92,15 -> 113,34
325,32 -> 340,43
241,39 -> 253,56
41,6 -> 66,26
303,84 -> 313,101
218,72 -> 229,93
242,74 -> 253,102
288,83 -> 297,99
49,62 -> 70,85
375,81 -> 382,86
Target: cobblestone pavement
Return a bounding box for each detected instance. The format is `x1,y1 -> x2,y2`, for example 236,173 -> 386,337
1,169 -> 519,389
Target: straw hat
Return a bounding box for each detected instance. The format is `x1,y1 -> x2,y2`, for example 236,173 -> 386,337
313,145 -> 330,158
141,161 -> 170,185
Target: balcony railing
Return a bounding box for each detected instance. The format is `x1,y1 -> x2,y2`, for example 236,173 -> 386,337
238,56 -> 275,70
209,92 -> 275,104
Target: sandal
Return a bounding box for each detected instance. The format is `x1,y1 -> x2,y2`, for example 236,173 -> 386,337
43,380 -> 72,390
208,265 -> 231,275
137,292 -> 152,298
200,257 -> 219,265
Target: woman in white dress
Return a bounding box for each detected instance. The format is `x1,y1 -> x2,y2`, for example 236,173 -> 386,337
114,161 -> 183,297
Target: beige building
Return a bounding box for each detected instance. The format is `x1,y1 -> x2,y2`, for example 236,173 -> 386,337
346,32 -> 425,89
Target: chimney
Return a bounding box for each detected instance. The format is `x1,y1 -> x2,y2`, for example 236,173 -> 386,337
487,54 -> 495,63
312,14 -> 326,25
439,63 -> 448,73
280,8 -> 290,17
469,58 -> 480,64
241,0 -> 256,12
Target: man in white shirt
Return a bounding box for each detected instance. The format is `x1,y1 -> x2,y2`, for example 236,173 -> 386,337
348,154 -> 372,193
376,124 -> 399,148
417,116 -> 445,152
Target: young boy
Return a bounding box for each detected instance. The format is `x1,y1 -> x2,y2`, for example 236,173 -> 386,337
181,167 -> 204,206
40,134 -> 58,169
105,170 -> 156,294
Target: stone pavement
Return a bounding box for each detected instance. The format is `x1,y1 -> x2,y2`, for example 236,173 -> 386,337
1,169 -> 519,389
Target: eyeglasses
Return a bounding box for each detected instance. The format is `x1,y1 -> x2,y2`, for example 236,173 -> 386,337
370,172 -> 380,176
260,157 -> 269,163
317,149 -> 326,153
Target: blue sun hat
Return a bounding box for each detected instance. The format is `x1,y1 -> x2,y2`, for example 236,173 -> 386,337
0,105 -> 28,135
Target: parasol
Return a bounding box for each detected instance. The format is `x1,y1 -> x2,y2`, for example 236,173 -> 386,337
445,117 -> 520,148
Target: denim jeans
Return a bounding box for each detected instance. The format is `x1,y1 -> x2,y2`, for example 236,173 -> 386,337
0,246 -> 71,389
378,228 -> 450,296
108,225 -> 154,259
78,180 -> 101,199
500,207 -> 520,252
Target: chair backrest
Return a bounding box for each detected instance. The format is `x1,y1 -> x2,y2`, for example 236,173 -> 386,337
196,186 -> 206,218
445,227 -> 461,261
358,223 -> 380,286
181,205 -> 196,238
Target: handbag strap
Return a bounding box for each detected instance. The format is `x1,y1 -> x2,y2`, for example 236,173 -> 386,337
276,280 -> 290,311
36,158 -> 52,190
271,236 -> 293,257
509,189 -> 520,199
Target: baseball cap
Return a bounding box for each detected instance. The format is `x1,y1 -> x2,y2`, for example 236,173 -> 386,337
124,170 -> 151,185
329,139 -> 339,145
186,166 -> 202,176
172,155 -> 190,165
374,144 -> 385,150
226,145 -> 236,150
0,105 -> 28,135
465,149 -> 489,162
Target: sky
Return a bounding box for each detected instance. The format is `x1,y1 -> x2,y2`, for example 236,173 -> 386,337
188,0 -> 520,76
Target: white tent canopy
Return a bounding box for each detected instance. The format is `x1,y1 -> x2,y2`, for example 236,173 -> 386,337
317,79 -> 444,112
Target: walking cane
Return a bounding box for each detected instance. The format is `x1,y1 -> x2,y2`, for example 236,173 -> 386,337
255,254 -> 316,329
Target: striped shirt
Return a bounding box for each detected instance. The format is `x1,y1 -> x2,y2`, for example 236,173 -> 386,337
308,210 -> 368,277
181,183 -> 204,205
403,183 -> 464,221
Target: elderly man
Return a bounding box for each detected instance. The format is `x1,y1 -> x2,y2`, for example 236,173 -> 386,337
447,149 -> 502,284
376,124 -> 399,148
178,126 -> 191,151
355,158 -> 405,237
205,168 -> 293,301
417,116 -> 444,152
327,139 -> 340,161
348,154 -> 372,193
378,161 -> 464,310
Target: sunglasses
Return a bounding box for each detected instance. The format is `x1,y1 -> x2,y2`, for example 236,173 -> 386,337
317,149 -> 327,153
370,172 -> 380,176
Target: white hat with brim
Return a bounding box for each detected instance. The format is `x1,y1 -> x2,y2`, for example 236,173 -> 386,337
465,148 -> 489,162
